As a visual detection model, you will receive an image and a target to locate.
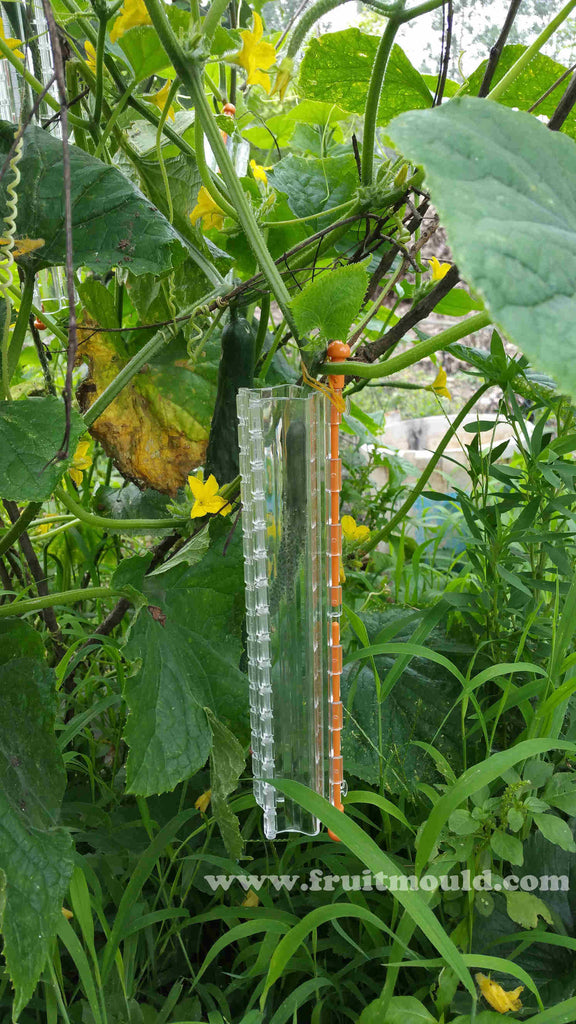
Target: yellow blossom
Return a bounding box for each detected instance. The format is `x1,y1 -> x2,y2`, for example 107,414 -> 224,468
250,159 -> 268,185
35,520 -> 52,536
109,0 -> 152,44
188,472 -> 231,519
61,907 -> 74,920
426,255 -> 451,281
271,57 -> 293,101
69,439 -> 92,486
195,788 -> 212,813
144,79 -> 175,120
190,186 -> 226,232
476,973 -> 523,1014
242,889 -> 259,907
0,24 -> 23,60
84,40 -> 97,73
342,515 -> 370,545
0,236 -> 45,258
430,366 -> 452,400
230,12 -> 276,93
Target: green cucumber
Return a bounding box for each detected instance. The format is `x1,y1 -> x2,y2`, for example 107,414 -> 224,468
205,313 -> 255,484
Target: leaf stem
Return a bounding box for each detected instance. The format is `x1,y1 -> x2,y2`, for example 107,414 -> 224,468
94,77 -> 136,160
55,485 -> 187,532
362,382 -> 491,552
321,311 -> 491,378
285,0 -> 400,58
92,13 -> 107,126
7,269 -> 35,380
488,0 -> 576,102
155,79 -> 181,223
0,501 -> 43,557
142,0 -> 298,333
261,198 -> 356,227
202,0 -> 233,42
361,0 -> 446,186
0,585 -> 124,618
6,283 -> 68,344
362,13 -> 402,186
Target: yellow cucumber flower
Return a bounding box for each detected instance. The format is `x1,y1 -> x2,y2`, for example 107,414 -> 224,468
430,366 -> 452,400
144,79 -> 175,120
188,472 -> 231,518
0,24 -> 23,60
190,186 -> 225,231
250,159 -> 268,185
271,57 -> 293,101
342,515 -> 370,544
0,236 -> 44,258
84,40 -> 97,73
110,0 -> 152,44
230,12 -> 276,93
194,788 -> 212,813
242,889 -> 259,907
69,439 -> 92,486
475,973 -> 523,1014
426,255 -> 451,281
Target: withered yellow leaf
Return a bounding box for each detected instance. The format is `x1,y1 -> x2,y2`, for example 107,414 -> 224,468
76,316 -> 219,495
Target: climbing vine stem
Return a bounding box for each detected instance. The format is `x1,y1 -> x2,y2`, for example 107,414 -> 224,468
142,0 -> 298,335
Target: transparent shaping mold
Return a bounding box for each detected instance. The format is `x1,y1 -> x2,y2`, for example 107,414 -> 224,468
238,385 -> 332,840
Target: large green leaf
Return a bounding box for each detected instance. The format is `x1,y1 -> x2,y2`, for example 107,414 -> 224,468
0,396 -> 85,501
117,5 -> 189,80
0,645 -> 73,1018
466,45 -> 576,140
123,528 -> 248,795
242,100 -> 350,150
298,32 -> 432,126
387,98 -> 576,399
0,620 -> 45,663
0,122 -> 186,275
268,153 -> 359,221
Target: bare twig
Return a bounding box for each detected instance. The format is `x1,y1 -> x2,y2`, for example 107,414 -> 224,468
352,133 -> 362,179
364,199 -> 431,302
41,0 -> 77,460
2,500 -> 65,659
548,67 -> 576,130
527,61 -> 576,112
477,0 -> 523,98
79,530 -> 181,646
360,263 -> 460,361
42,86 -> 89,129
433,0 -> 453,106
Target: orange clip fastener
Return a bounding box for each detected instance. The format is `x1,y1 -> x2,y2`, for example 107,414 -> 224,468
326,340 -> 350,841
